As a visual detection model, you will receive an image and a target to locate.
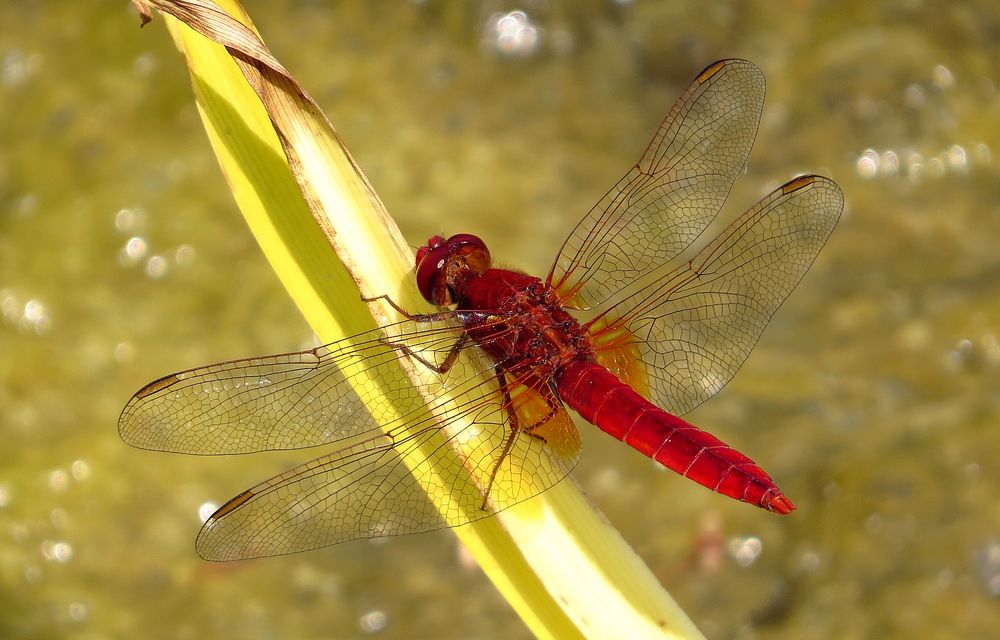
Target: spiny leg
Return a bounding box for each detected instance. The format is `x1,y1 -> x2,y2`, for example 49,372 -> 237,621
479,371 -> 566,510
363,294 -> 499,373
480,363 -> 522,512
362,293 -> 456,323
389,331 -> 471,375
521,383 -> 563,445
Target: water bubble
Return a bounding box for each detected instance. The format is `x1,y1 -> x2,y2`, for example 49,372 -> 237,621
175,244 -> 197,267
932,64 -> 955,89
24,298 -> 45,321
975,541 -> 1000,596
50,508 -> 69,529
114,342 -> 134,364
974,143 -> 992,165
16,193 -> 38,217
879,150 -> 899,177
2,49 -> 41,87
119,237 -> 148,267
981,334 -> 1000,366
1,289 -> 18,323
133,53 -> 157,76
41,540 -> 74,563
198,502 -> 219,523
904,84 -> 925,108
797,550 -> 821,572
145,255 -> 169,279
358,609 -> 388,634
48,469 -> 70,493
115,208 -> 139,232
22,298 -> 50,334
905,151 -> 925,183
12,524 -> 29,544
71,460 -> 91,481
484,11 -> 541,57
24,566 -> 42,585
856,149 -> 879,178
727,535 -> 762,567
946,145 -> 968,172
54,542 -> 73,562
68,602 -> 88,622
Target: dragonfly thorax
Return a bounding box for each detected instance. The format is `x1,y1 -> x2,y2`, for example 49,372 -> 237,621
463,274 -> 596,382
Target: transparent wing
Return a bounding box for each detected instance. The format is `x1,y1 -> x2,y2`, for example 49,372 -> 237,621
587,175 -> 843,415
120,316 -> 581,559
195,376 -> 580,560
119,319 -> 483,455
547,59 -> 765,309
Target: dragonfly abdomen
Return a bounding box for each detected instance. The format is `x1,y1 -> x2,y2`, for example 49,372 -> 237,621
556,362 -> 795,514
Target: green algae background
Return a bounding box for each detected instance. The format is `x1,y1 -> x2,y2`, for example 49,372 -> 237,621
2,1 -> 999,638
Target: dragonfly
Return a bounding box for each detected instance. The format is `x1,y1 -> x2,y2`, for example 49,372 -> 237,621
120,59 -> 843,561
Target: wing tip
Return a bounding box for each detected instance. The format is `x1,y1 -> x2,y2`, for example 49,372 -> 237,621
697,58 -> 761,84
697,59 -> 729,83
211,489 -> 256,520
780,174 -> 845,217
133,372 -> 182,399
782,175 -> 817,194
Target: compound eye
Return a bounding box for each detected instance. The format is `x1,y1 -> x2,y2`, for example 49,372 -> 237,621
415,235 -> 446,270
446,233 -> 491,275
415,243 -> 450,305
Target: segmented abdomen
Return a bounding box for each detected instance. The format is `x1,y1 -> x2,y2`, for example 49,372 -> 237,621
556,361 -> 795,513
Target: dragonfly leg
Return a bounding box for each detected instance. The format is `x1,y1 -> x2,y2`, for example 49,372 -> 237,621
480,364 -> 522,511
373,330 -> 472,376
477,368 -> 563,510
369,298 -> 496,374
521,386 -> 563,445
361,294 -> 456,322
524,398 -> 559,444
364,294 -> 494,326
524,381 -> 562,443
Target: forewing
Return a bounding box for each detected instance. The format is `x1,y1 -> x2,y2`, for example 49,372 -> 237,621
195,366 -> 581,560
121,312 -> 583,559
119,319 -> 472,455
588,175 -> 843,414
548,59 -> 765,309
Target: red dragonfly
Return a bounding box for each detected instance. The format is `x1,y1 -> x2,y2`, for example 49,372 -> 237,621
120,59 -> 842,561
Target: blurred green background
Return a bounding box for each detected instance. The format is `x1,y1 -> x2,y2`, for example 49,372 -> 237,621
2,1 -> 999,638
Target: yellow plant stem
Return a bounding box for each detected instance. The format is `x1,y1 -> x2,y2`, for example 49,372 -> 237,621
133,0 -> 704,637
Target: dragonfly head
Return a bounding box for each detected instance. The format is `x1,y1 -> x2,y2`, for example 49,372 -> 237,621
415,233 -> 491,306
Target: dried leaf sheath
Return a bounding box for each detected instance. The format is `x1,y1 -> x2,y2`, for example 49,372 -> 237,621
127,1 -> 702,638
